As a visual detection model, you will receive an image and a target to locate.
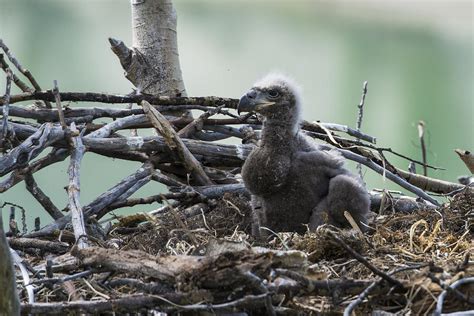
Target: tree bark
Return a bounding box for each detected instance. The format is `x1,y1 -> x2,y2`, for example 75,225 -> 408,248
0,211 -> 20,316
110,0 -> 187,109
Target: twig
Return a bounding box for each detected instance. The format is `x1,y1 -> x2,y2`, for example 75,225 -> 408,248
8,206 -> 19,236
0,53 -> 32,92
433,277 -> 474,316
344,264 -> 428,316
337,148 -> 440,205
315,122 -> 376,144
356,81 -> 368,133
177,106 -> 223,138
24,173 -> 64,220
0,39 -> 51,108
326,230 -> 404,288
142,100 -> 213,185
106,192 -> 197,212
356,81 -> 368,180
52,80 -> 67,130
34,217 -> 40,231
418,121 -> 428,176
28,270 -> 93,286
1,68 -> 12,148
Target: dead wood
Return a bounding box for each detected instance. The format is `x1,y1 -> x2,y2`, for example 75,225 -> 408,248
7,237 -> 69,254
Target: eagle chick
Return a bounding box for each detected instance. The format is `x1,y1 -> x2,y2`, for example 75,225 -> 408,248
238,73 -> 370,236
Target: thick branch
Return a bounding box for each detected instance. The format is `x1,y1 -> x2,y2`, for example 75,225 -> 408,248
67,123 -> 88,249
0,90 -> 239,107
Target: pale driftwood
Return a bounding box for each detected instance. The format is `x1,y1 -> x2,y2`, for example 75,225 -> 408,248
0,211 -> 20,316
67,123 -> 88,249
396,168 -> 469,195
142,100 -> 213,185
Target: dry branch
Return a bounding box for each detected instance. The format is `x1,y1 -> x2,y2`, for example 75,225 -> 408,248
0,90 -> 239,108
67,123 -> 88,249
24,173 -> 63,220
142,100 -> 213,185
7,237 -> 69,254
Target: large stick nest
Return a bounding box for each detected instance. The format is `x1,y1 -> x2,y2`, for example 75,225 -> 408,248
12,189 -> 473,315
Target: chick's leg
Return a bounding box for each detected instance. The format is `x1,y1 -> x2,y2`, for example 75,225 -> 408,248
325,174 -> 370,231
308,197 -> 329,231
250,195 -> 267,238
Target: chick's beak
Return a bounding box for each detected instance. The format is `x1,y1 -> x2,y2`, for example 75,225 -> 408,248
237,89 -> 275,115
237,90 -> 257,115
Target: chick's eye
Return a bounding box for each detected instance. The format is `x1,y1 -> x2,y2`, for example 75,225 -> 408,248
267,89 -> 280,98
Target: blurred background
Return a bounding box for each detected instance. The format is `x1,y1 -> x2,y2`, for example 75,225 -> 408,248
1,0 -> 472,229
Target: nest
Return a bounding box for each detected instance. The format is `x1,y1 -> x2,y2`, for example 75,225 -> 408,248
11,190 -> 473,315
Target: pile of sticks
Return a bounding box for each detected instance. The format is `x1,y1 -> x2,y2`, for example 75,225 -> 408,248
1,40 -> 472,315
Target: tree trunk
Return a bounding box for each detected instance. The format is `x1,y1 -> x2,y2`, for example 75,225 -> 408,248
110,0 -> 187,112
0,212 -> 20,316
